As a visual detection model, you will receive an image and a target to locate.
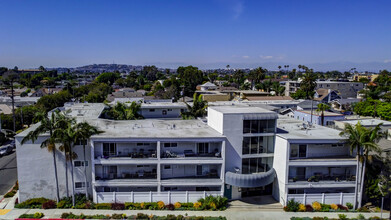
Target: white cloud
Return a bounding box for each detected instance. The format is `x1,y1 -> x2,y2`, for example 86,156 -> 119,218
232,0 -> 244,19
384,59 -> 391,63
260,55 -> 273,60
242,55 -> 250,59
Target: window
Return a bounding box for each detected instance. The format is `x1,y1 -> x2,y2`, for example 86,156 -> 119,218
137,143 -> 150,146
197,143 -> 209,154
75,182 -> 89,189
74,161 -> 88,167
164,143 -> 177,148
164,165 -> 171,169
242,136 -> 274,155
290,144 -> 307,159
196,165 -> 202,176
75,140 -> 87,145
149,109 -> 155,112
241,157 -> 273,174
103,143 -> 116,157
162,110 -> 167,115
243,120 -> 276,133
167,109 -> 173,111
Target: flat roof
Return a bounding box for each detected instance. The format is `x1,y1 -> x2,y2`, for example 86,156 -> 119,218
88,119 -> 224,139
277,116 -> 346,141
64,103 -> 106,120
208,106 -> 276,114
296,110 -> 344,117
139,102 -> 187,109
339,118 -> 391,126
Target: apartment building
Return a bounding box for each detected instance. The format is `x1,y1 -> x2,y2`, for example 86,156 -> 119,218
16,102 -> 357,206
274,116 -> 357,206
285,81 -> 364,99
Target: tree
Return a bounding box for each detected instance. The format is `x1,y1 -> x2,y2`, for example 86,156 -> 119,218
340,122 -> 384,209
107,102 -> 143,120
177,66 -> 204,96
21,111 -> 64,202
95,72 -> 120,85
181,93 -> 208,119
39,66 -> 46,72
208,72 -> 218,83
316,103 -> 330,126
300,71 -> 317,99
74,122 -> 102,199
232,70 -> 245,88
271,82 -> 285,96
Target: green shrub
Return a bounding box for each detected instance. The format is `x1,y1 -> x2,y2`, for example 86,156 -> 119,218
346,202 -> 353,209
95,203 -> 111,209
357,214 -> 366,220
42,200 -> 56,209
338,214 -> 347,220
197,195 -> 228,210
136,213 -> 149,219
15,197 -> 49,209
4,191 -> 16,198
18,212 -> 44,219
286,199 -> 300,212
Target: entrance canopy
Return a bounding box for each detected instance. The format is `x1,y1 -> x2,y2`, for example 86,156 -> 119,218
225,168 -> 276,188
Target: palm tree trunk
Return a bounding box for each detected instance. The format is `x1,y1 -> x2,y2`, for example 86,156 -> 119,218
70,148 -> 76,206
321,111 -> 324,126
65,156 -> 69,197
358,157 -> 367,208
52,149 -> 60,202
83,144 -> 89,199
353,148 -> 360,210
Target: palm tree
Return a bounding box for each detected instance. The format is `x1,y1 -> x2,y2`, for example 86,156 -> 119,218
108,102 -> 144,120
316,103 -> 330,126
54,115 -> 78,206
340,122 -> 384,209
300,71 -> 317,99
21,111 -> 63,202
74,122 -> 102,199
272,82 -> 285,96
181,93 -> 208,119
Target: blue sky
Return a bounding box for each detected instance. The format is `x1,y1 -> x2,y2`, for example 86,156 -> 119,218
1,0 -> 391,71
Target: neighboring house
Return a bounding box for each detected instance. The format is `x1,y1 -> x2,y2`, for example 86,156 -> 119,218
106,89 -> 144,102
330,99 -> 360,112
313,89 -> 341,103
294,110 -> 346,126
139,102 -> 187,118
198,82 -> 218,91
30,88 -> 62,97
334,118 -> 391,133
16,102 -> 356,207
285,81 -> 364,99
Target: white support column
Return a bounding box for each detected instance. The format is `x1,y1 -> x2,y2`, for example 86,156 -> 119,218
168,191 -> 171,204
221,140 -> 226,195
204,191 -> 206,199
303,193 -> 306,205
157,141 -> 161,192
91,140 -> 97,203
340,192 -> 343,205
322,193 -> 325,204
131,191 -> 134,203
186,191 -> 189,203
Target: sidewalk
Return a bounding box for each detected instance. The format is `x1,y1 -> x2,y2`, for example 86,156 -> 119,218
1,208 -> 389,220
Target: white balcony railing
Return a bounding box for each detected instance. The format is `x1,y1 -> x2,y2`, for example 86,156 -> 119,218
95,191 -> 222,203
286,193 -> 356,206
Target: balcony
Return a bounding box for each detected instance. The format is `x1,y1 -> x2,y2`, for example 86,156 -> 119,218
289,174 -> 355,183
96,171 -> 157,181
161,149 -> 221,159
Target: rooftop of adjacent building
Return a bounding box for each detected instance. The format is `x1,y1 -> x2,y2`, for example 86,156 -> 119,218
276,116 -> 346,141
208,105 -> 276,114
338,118 -> 391,126
295,110 -> 345,117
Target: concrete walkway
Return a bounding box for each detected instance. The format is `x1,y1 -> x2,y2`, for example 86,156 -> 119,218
0,208 -> 389,219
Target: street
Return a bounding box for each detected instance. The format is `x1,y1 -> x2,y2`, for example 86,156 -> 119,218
0,149 -> 17,196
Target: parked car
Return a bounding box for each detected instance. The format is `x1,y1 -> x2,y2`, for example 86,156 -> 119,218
0,145 -> 13,156
9,140 -> 16,148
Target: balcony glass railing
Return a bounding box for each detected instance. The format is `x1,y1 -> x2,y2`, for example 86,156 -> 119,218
95,150 -> 157,159
289,174 -> 356,183
161,150 -> 221,158
95,172 -> 157,180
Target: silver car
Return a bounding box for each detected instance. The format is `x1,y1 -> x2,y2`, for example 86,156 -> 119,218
0,145 -> 12,156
